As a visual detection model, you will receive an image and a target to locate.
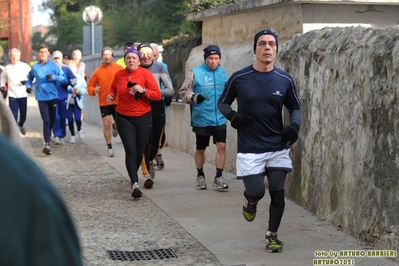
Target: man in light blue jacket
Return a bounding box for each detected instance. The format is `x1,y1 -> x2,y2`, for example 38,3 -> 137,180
27,44 -> 68,155
179,45 -> 229,191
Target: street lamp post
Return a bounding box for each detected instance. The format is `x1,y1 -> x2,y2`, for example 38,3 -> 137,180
82,6 -> 102,55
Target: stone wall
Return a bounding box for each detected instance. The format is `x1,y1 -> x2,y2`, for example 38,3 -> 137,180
199,4 -> 303,45
163,38 -> 201,100
277,26 -> 399,253
162,26 -> 399,255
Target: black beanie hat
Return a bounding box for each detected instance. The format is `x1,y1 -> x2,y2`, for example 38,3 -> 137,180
203,45 -> 221,60
253,29 -> 279,53
124,42 -> 134,49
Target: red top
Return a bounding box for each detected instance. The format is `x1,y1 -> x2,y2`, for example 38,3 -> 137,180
110,67 -> 161,117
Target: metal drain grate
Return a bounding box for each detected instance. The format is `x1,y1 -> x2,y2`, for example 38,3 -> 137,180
107,248 -> 178,261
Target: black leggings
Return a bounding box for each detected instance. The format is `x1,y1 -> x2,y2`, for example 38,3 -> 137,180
159,127 -> 166,149
243,170 -> 287,232
143,101 -> 165,171
116,112 -> 152,184
149,111 -> 165,160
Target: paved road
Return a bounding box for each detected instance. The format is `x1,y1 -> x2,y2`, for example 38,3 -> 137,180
21,96 -> 397,265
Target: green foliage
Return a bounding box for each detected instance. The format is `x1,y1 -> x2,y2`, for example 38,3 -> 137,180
35,0 -> 240,51
185,0 -> 245,13
138,0 -> 185,42
162,28 -> 201,48
102,3 -> 140,47
0,40 -> 8,51
0,40 -> 8,63
49,12 -> 84,47
162,33 -> 191,47
31,32 -> 47,52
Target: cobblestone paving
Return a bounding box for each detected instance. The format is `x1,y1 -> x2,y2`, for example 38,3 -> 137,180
24,104 -> 220,266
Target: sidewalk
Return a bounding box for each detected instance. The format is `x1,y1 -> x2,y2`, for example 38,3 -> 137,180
21,96 -> 397,266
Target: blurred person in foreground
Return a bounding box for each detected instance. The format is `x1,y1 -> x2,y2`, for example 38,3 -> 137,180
0,132 -> 83,265
218,29 -> 301,253
107,48 -> 161,198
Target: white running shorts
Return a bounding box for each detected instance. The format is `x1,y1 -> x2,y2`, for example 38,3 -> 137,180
236,149 -> 292,178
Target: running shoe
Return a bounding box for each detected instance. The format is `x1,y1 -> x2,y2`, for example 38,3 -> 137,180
54,137 -> 60,145
19,126 -> 26,135
107,148 -> 114,157
213,176 -> 229,190
155,154 -> 164,169
243,198 -> 258,222
196,175 -> 206,190
42,144 -> 52,155
131,182 -> 142,199
70,136 -> 76,144
79,130 -> 85,139
144,175 -> 154,189
265,233 -> 284,253
112,126 -> 118,137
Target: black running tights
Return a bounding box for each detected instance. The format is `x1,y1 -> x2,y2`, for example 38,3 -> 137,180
243,170 -> 287,232
116,112 -> 152,184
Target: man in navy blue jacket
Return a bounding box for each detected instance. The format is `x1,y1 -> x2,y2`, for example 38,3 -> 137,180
52,50 -> 77,145
218,29 -> 302,253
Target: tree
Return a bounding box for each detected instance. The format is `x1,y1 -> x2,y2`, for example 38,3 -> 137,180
136,0 -> 186,42
38,0 -> 202,49
31,32 -> 47,51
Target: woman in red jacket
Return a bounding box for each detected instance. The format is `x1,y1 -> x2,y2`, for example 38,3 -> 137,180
107,48 -> 161,199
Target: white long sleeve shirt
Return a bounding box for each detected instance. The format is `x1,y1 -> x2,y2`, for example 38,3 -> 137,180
0,61 -> 31,98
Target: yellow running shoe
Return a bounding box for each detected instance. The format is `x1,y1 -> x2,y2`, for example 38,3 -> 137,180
265,233 -> 284,253
242,198 -> 257,222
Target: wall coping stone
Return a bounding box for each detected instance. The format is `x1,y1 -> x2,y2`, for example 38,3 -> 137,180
187,0 -> 399,21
